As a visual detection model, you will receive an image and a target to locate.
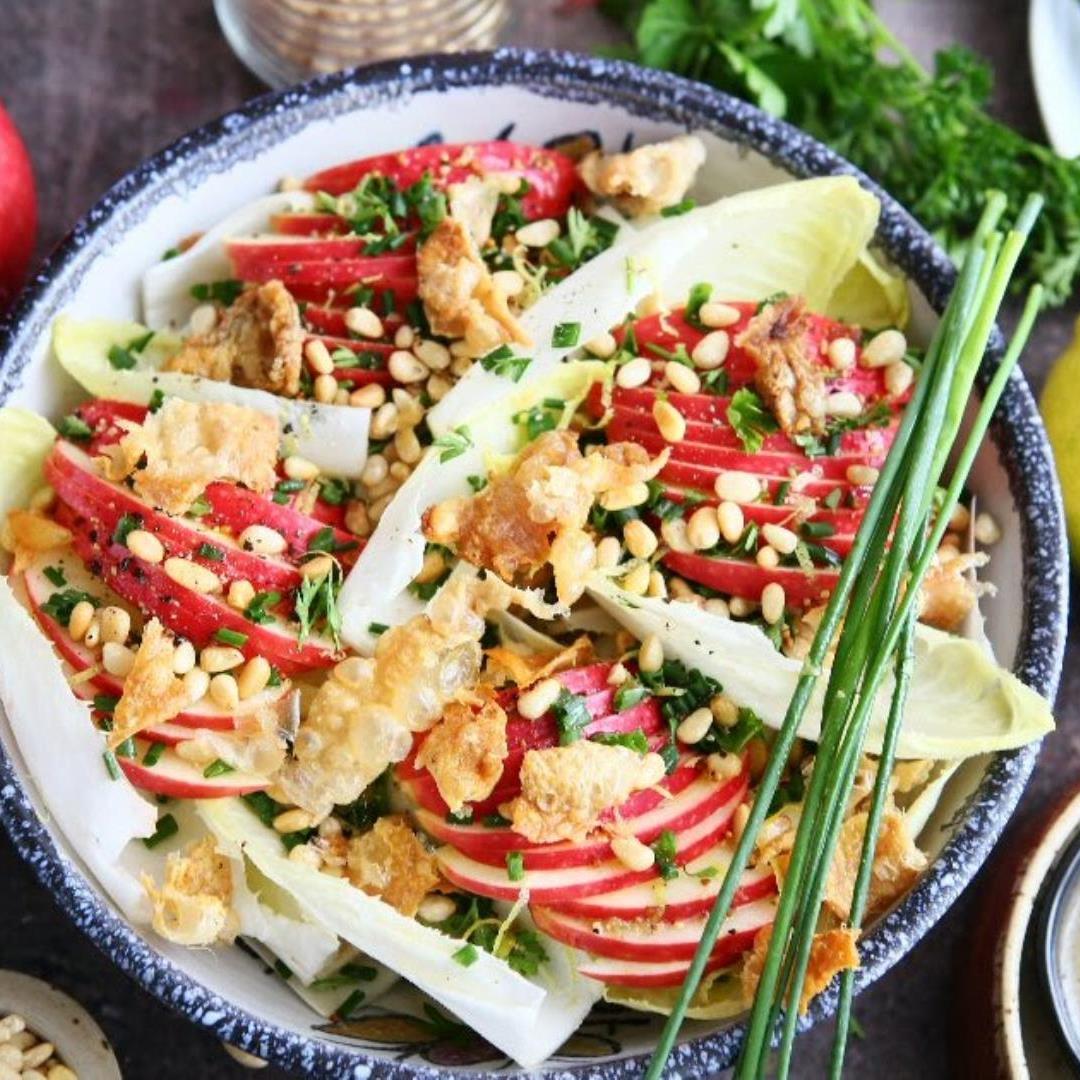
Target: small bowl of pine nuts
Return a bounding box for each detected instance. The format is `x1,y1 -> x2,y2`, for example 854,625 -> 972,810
0,971 -> 120,1080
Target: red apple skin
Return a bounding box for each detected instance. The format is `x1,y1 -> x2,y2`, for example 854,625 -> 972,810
119,740 -> 268,797
0,101 -> 36,309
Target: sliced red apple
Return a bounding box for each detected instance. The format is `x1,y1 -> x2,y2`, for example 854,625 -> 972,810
271,212 -> 348,236
285,275 -> 418,307
663,550 -> 840,606
241,254 -> 416,287
118,738 -> 268,797
227,235 -> 415,275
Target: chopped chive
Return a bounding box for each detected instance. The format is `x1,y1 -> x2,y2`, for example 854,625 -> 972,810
801,520 -> 836,539
824,487 -> 843,509
43,566 -> 66,587
197,542 -> 224,561
142,741 -> 166,767
367,622 -> 389,636
107,344 -> 137,370
661,197 -> 696,217
203,759 -> 235,779
452,943 -> 479,967
774,480 -> 791,506
142,812 -> 179,849
148,388 -> 166,412
245,591 -> 281,625
102,750 -> 121,781
336,989 -> 366,1018
506,851 -> 525,882
466,474 -> 488,492
551,321 -> 581,348
214,627 -> 249,647
58,414 -> 92,441
93,694 -> 119,714
114,737 -> 136,759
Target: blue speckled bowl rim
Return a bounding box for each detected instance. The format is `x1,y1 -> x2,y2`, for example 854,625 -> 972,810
0,48 -> 1067,1080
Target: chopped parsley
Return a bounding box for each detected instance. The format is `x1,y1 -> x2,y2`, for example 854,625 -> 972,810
699,706 -> 764,755
685,282 -> 713,329
551,688 -> 592,745
242,791 -> 282,828
612,681 -> 650,712
512,398 -> 564,441
551,321 -> 581,348
142,813 -> 179,849
42,566 -> 66,588
244,590 -> 281,625
432,425 -> 473,463
107,344 -> 137,370
727,387 -> 779,453
58,414 -> 92,441
295,561 -> 344,648
367,622 -> 389,636
452,943 -> 479,967
41,589 -> 98,625
591,728 -> 650,754
318,477 -> 351,506
480,345 -> 532,382
273,478 -> 307,504
148,388 -> 166,413
92,693 -> 119,714
466,474 -> 488,493
142,741 -> 166,767
190,279 -> 244,306
661,197 -> 696,217
546,207 -> 618,272
306,526 -> 358,554
197,542 -> 224,561
506,851 -> 525,882
112,512 -> 143,547
651,829 -> 679,881
203,759 -> 235,779
335,770 -> 391,832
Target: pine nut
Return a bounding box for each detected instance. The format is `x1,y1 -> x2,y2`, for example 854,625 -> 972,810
974,511 -> 1002,545
601,482 -> 650,512
518,677 -> 562,720
615,356 -> 652,389
949,503 -> 971,532
660,517 -> 694,554
707,752 -> 743,782
361,453 -> 389,488
304,339 -> 333,375
29,485 -> 56,512
394,426 -> 422,465
861,328 -> 907,368
620,560 -> 651,596
624,519 -> 658,559
827,337 -> 857,371
610,834 -> 655,872
450,354 -> 473,377
716,501 -> 744,543
426,374 -> 453,402
183,667 -> 210,703
200,646 -> 245,673
492,269 -> 525,298
715,471 -> 761,503
414,339 -> 451,371
288,842 -> 322,868
677,707 -> 713,744
344,306 -> 383,339
209,672 -> 240,710
0,1046 -> 19,1070
585,332 -> 617,359
97,605 -> 131,645
761,581 -> 786,625
313,373 -> 337,404
596,535 -> 623,569
653,399 -> 686,442
756,544 -> 780,569
665,361 -> 700,394
227,579 -> 255,611
699,302 -> 741,329
825,391 -> 862,418
126,528 -> 164,563
300,553 -> 335,580
22,1044 -> 52,1069
172,640 -> 197,674
691,330 -> 730,370
647,570 -> 667,598
273,808 -> 315,833
729,596 -> 758,618
687,506 -> 720,550
846,464 -> 879,486
0,1016 -> 25,1041
102,642 -> 136,678
711,694 -> 739,726
370,402 -> 399,439
638,633 -> 663,673
346,383 -> 382,410
732,802 -> 750,843
68,600 -> 95,640
48,1067 -> 78,1080
189,303 -> 218,337
417,893 -> 458,922
668,576 -> 696,600
515,218 -> 560,247
884,360 -> 914,397
238,525 -> 288,556
414,548 -> 446,586
761,523 -> 797,555
704,597 -> 730,618
283,455 -> 320,482
345,501 -> 371,537
394,324 -> 415,349
82,618 -> 101,649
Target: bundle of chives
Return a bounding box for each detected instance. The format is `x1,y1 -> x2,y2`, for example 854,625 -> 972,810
644,192 -> 1044,1080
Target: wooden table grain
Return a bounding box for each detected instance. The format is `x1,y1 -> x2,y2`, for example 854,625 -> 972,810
0,2 -> 1077,1076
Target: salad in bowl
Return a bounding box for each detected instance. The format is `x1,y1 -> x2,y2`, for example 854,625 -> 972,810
0,120 -> 1055,1075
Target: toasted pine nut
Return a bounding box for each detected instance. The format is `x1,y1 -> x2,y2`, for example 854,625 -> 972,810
22,1044 -> 52,1070
0,1016 -> 25,1041
623,519 -> 658,560
344,306 -> 383,339
610,834 -> 655,872
615,356 -> 652,389
183,667 -> 210,704
227,579 -> 255,611
677,707 -> 713,744
0,1045 -> 20,1071
288,842 -> 322,868
273,807 -> 315,833
638,633 -> 664,673
653,399 -> 686,442
699,302 -> 741,329
304,339 -> 333,375
827,337 -> 857,371
394,426 -> 422,465
361,454 -> 389,488
716,501 -> 744,543
518,677 -> 562,720
172,640 -> 196,674
691,330 -> 730,370
126,528 -> 164,563
647,570 -> 667,598
761,581 -> 786,625
347,383 -> 384,409
313,373 -> 337,403
238,525 -> 288,556
732,802 -> 750,842
82,618 -> 101,649
414,339 -> 451,371
98,605 -> 131,645
686,506 -> 720,550
492,269 -> 525,298
237,656 -> 272,700
620,561 -> 651,596
714,471 -> 761,503
47,1066 -> 78,1080
102,642 -> 136,678
974,511 -> 1002,545
665,361 -> 700,394
761,523 -> 798,555
711,694 -> 739,726
846,464 -> 879,486
596,535 -> 623,569
394,324 -> 415,349
585,332 -> 617,359
707,752 -> 743,782
300,553 -> 335,580
825,391 -> 862,418
200,646 -> 245,674
884,360 -> 914,397
601,482 -> 650,512
861,328 -> 907,368
68,600 -> 95,641
757,544 -> 780,568
660,517 -> 694,554
189,303 -> 218,336
283,455 -> 320,482
515,218 -> 560,247
209,672 -> 240,710
370,402 -> 399,439
426,373 -> 453,402
417,893 -> 457,922
729,596 -> 757,618
345,501 -> 371,537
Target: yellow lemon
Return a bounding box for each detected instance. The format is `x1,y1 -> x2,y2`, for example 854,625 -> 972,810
1040,314 -> 1080,560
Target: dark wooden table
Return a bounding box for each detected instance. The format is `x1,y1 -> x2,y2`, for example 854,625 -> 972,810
1,1 -> 1078,1076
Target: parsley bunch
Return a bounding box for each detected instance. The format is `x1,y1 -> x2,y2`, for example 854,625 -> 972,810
603,0 -> 1080,304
